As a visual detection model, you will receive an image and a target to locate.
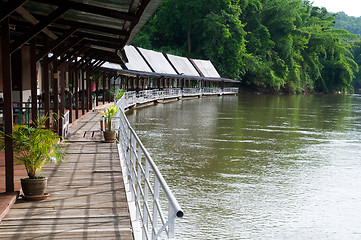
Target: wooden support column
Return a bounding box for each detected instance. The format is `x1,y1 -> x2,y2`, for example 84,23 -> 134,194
108,76 -> 111,103
81,69 -> 85,115
30,39 -> 38,123
41,59 -> 50,128
75,69 -> 79,119
52,60 -> 59,134
1,17 -> 14,192
68,66 -> 73,123
135,76 -> 139,93
86,71 -> 90,112
95,76 -> 99,106
102,72 -> 105,105
125,76 -> 128,91
59,68 -> 65,131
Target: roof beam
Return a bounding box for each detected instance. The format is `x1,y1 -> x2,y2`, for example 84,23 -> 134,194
0,0 -> 29,23
36,26 -> 78,61
10,7 -> 69,54
58,45 -> 89,69
32,0 -> 139,22
77,32 -> 125,45
55,18 -> 129,37
16,6 -> 57,40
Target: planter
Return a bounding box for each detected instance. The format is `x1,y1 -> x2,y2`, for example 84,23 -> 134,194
100,121 -> 109,131
21,177 -> 47,196
103,131 -> 116,143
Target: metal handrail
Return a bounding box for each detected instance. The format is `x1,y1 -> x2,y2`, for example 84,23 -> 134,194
114,99 -> 183,239
111,87 -> 238,239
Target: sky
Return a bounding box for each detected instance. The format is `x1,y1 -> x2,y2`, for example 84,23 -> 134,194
312,0 -> 361,17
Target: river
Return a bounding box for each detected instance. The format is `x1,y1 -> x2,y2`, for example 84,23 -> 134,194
126,94 -> 361,239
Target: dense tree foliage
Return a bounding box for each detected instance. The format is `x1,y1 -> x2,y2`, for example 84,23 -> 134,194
133,0 -> 358,93
334,12 -> 361,38
333,13 -> 361,90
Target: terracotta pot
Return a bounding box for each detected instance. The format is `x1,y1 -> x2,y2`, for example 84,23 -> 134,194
21,177 -> 47,196
100,121 -> 109,131
103,131 -> 116,143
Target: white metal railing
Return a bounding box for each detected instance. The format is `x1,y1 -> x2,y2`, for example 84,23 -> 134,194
223,87 -> 238,93
62,110 -> 70,139
110,87 -> 238,239
114,98 -> 183,239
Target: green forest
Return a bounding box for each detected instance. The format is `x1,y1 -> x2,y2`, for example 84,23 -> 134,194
132,0 -> 361,93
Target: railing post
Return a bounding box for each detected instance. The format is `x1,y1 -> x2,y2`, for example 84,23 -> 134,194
152,178 -> 160,239
136,145 -> 142,221
129,134 -> 135,201
168,206 -> 176,239
143,160 -> 150,240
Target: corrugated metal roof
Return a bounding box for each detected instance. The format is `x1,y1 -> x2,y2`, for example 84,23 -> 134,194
192,59 -> 221,78
167,54 -> 200,76
137,48 -> 178,74
123,46 -> 153,72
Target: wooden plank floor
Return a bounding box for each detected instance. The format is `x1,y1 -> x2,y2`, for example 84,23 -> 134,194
0,111 -> 133,239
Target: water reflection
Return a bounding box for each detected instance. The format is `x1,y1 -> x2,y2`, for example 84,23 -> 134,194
127,94 -> 361,239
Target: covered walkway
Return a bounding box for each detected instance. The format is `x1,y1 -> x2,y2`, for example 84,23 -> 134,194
0,110 -> 133,239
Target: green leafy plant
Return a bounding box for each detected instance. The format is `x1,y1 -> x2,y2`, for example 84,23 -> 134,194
0,115 -> 66,179
109,87 -> 126,100
99,105 -> 119,131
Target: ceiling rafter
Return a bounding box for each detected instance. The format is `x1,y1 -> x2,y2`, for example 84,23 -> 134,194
10,7 -> 69,54
31,0 -> 139,22
0,0 -> 29,23
36,26 -> 78,61
58,45 -> 89,69
30,14 -> 130,37
15,6 -> 57,40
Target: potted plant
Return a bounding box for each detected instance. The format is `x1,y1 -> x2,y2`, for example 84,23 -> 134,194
0,115 -> 65,200
99,105 -> 119,142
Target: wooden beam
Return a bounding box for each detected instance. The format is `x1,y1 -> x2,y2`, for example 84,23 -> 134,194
68,65 -> 73,123
41,59 -> 50,128
30,39 -> 38,123
10,7 -> 69,54
1,17 -> 14,192
102,72 -> 106,105
16,7 -> 57,40
0,0 -> 29,23
74,68 -> 79,119
32,0 -> 138,22
36,27 -> 78,62
54,18 -> 129,36
57,43 -> 89,68
81,69 -> 85,115
77,32 -> 125,45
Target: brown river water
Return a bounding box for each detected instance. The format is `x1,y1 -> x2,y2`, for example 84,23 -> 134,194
126,94 -> 361,239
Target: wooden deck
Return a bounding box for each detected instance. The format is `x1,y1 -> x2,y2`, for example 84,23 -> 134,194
0,111 -> 133,239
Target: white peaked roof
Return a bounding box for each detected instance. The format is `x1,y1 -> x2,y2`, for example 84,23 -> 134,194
101,62 -> 122,70
167,54 -> 200,76
123,45 -> 153,72
192,59 -> 221,78
137,48 -> 178,74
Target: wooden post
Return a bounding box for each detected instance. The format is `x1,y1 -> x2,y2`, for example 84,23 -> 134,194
102,72 -> 105,105
30,39 -> 38,123
59,67 -> 65,131
86,71 -> 90,112
1,17 -> 14,192
68,66 -> 73,123
52,60 -> 59,134
96,76 -> 99,106
42,59 -> 50,128
108,76 -> 111,103
81,69 -> 85,115
75,69 -> 79,119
